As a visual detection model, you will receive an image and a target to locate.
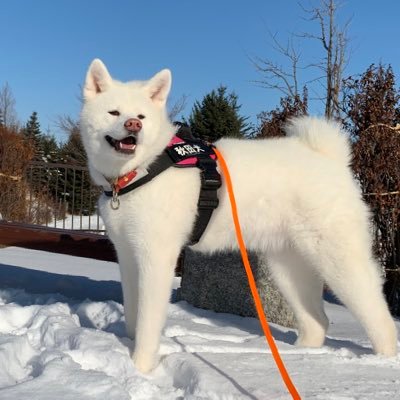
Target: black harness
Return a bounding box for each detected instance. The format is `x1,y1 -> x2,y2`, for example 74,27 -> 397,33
104,127 -> 221,246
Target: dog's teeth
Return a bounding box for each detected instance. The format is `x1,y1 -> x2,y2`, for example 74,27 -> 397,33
120,142 -> 136,150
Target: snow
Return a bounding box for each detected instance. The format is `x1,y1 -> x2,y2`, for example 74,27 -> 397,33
0,247 -> 399,399
0,247 -> 119,281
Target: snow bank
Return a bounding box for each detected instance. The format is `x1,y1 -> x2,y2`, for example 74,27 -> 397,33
0,248 -> 399,399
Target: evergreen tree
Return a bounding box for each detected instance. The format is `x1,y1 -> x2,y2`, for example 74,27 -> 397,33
57,117 -> 87,165
21,114 -> 62,224
58,130 -> 96,215
40,133 -> 59,163
189,86 -> 252,142
59,130 -> 87,165
23,111 -> 43,160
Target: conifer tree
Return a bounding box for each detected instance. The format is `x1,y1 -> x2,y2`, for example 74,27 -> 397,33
22,113 -> 62,219
23,111 -> 43,160
40,134 -> 59,163
57,117 -> 87,165
189,86 -> 252,142
58,129 -> 96,214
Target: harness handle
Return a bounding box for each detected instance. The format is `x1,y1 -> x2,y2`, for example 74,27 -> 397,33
213,146 -> 302,400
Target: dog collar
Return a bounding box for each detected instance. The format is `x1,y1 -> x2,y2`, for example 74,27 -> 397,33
113,170 -> 138,193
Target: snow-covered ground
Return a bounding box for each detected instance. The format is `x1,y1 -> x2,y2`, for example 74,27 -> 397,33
0,247 -> 399,399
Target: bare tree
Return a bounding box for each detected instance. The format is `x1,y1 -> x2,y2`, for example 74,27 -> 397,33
168,94 -> 189,121
0,82 -> 19,128
56,115 -> 80,137
251,32 -> 302,99
299,0 -> 350,119
253,0 -> 350,120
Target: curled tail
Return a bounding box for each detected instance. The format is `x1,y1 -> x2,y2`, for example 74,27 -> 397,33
285,116 -> 351,165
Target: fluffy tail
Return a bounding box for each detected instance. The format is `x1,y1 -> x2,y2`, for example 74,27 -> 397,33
284,116 -> 351,164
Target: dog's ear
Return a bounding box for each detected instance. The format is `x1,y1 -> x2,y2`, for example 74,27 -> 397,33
83,59 -> 113,100
146,69 -> 172,107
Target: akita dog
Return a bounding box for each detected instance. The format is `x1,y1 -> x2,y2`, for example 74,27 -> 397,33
80,59 -> 397,373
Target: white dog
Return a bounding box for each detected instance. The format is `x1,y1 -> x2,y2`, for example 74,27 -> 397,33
80,59 -> 397,373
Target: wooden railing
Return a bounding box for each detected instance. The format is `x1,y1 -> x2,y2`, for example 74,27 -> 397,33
0,220 -> 116,261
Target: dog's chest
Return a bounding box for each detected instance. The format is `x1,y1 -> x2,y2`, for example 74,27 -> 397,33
98,167 -> 201,243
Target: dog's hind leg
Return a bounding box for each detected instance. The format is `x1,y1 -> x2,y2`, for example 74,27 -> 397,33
306,234 -> 398,357
261,250 -> 329,348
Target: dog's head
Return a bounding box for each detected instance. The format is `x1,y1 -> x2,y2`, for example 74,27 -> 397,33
80,59 -> 175,182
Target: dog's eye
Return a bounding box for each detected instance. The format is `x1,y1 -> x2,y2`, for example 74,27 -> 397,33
137,114 -> 146,120
108,110 -> 120,116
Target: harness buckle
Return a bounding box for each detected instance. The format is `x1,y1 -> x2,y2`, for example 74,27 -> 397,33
198,195 -> 219,209
196,157 -> 222,210
197,158 -> 222,190
201,176 -> 222,190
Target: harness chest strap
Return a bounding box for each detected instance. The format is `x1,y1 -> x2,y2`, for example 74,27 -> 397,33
103,135 -> 221,246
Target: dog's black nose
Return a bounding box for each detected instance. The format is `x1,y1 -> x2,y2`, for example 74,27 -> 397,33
124,118 -> 142,133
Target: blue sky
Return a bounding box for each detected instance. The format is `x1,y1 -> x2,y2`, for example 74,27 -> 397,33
1,0 -> 400,140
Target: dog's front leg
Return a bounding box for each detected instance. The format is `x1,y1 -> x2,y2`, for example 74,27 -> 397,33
132,245 -> 179,373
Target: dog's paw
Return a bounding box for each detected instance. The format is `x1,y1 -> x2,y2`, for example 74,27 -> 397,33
132,351 -> 157,374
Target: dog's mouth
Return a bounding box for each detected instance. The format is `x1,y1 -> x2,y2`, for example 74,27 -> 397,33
105,134 -> 137,154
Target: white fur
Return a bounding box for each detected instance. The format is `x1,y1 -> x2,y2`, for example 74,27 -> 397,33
80,59 -> 397,373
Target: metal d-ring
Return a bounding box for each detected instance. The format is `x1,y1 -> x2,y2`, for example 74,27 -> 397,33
110,189 -> 120,210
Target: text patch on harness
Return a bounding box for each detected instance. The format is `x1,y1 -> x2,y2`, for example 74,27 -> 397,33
166,135 -> 217,166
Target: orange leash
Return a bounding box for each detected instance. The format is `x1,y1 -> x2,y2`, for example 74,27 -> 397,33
213,147 -> 301,400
